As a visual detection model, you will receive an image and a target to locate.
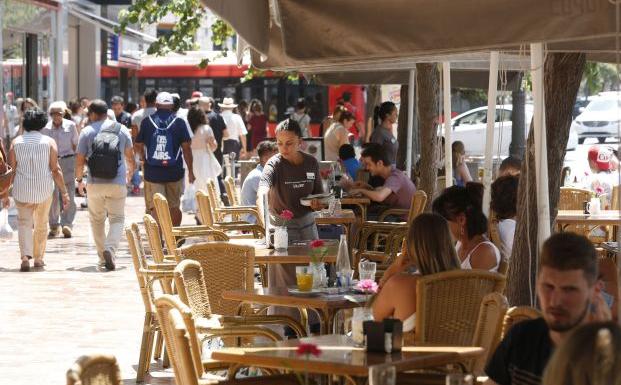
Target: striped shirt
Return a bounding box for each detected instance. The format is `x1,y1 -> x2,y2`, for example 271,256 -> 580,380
12,131 -> 55,203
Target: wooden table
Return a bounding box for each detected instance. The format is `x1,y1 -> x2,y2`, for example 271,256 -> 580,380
222,287 -> 367,333
315,209 -> 357,253
555,210 -> 621,231
231,239 -> 338,264
210,334 -> 483,385
341,197 -> 371,221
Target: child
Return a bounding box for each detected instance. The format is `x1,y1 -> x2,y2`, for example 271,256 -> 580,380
338,144 -> 360,180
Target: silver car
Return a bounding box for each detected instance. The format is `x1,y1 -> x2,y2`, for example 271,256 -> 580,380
572,95 -> 621,144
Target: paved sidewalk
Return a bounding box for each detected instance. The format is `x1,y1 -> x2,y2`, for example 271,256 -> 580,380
0,195 -> 176,385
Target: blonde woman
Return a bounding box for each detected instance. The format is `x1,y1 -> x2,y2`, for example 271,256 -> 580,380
542,322 -> 621,385
452,141 -> 472,187
372,213 -> 461,332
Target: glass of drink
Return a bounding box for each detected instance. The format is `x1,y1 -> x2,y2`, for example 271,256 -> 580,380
369,365 -> 396,385
296,266 -> 313,292
445,373 -> 474,385
358,261 -> 377,281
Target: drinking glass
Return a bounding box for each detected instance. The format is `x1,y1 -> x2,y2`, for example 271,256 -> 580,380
358,261 -> 377,281
445,373 -> 474,385
369,365 -> 396,385
295,266 -> 313,291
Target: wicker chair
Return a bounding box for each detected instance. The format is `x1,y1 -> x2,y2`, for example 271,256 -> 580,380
66,354 -> 122,385
207,178 -> 264,227
413,269 -> 506,346
378,190 -> 427,222
152,192 -> 230,256
196,189 -> 265,239
224,176 -> 240,206
488,211 -> 509,275
174,259 -> 306,337
500,306 -> 541,339
470,292 -> 509,375
126,224 -> 177,381
559,187 -> 607,242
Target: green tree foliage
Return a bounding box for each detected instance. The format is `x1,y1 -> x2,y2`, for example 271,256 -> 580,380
581,62 -> 618,95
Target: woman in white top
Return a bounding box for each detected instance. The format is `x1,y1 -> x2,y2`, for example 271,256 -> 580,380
491,174 -> 519,259
2,108 -> 69,272
187,106 -> 221,195
324,110 -> 355,161
433,183 -> 501,272
373,213 -> 461,332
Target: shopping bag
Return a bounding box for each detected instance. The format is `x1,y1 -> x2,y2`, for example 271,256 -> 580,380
182,183 -> 197,213
0,208 -> 14,239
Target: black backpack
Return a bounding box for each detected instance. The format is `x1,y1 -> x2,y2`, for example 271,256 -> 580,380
87,122 -> 122,179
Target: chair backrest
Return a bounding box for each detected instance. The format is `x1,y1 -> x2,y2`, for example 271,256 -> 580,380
66,354 -> 122,385
487,211 -> 509,275
612,185 -> 619,210
125,225 -> 153,313
415,269 -> 506,346
154,294 -> 205,379
599,257 -> 619,322
559,187 -> 592,210
152,193 -> 178,255
195,189 -> 216,226
224,176 -> 239,206
178,242 -> 255,316
174,259 -> 213,319
143,214 -> 168,263
500,306 -> 541,339
166,308 -> 201,385
470,292 -> 509,375
206,178 -> 223,210
407,190 -> 427,221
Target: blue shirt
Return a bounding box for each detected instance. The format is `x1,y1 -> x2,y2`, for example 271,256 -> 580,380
240,164 -> 263,223
342,158 -> 360,180
136,109 -> 191,183
77,119 -> 133,185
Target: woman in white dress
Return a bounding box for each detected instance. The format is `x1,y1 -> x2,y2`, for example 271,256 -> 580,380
187,106 -> 221,195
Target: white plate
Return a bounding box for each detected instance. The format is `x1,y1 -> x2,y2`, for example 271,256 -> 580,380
300,193 -> 334,207
287,288 -> 322,296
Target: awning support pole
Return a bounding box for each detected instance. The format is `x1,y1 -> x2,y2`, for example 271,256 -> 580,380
407,69 -> 415,178
482,51 -> 499,217
443,62 -> 453,188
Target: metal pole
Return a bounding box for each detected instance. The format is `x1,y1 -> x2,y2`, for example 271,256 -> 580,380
0,0 -> 4,142
443,62 -> 453,188
531,42 -> 551,251
406,69 -> 415,178
482,51 -> 499,217
54,1 -> 66,102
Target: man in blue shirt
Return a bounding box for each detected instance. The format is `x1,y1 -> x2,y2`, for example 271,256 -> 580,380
76,100 -> 135,270
135,92 -> 194,227
240,140 -> 277,223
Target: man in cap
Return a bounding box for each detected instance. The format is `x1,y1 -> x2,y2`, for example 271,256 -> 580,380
219,97 -> 248,160
584,145 -> 620,198
42,101 -> 78,238
135,91 -> 194,227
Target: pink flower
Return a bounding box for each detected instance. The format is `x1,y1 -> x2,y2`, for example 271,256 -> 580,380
280,210 -> 294,221
356,279 -> 379,293
595,186 -> 605,196
310,239 -> 325,249
296,343 -> 321,357
319,168 -> 332,179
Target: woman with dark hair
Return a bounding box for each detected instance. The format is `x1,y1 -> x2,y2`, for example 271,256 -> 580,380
324,110 -> 355,161
373,213 -> 461,331
432,183 -> 501,272
369,101 -> 398,165
18,97 -> 38,136
491,175 -> 519,258
187,106 -> 221,194
247,99 -> 268,150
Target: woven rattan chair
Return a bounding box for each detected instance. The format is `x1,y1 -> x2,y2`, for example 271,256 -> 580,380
174,259 -> 306,337
413,269 -> 506,346
224,176 -> 240,206
488,211 -> 509,275
500,306 -> 541,339
207,178 -> 264,227
377,190 -> 427,222
152,193 -> 229,256
470,292 -> 509,375
66,354 -> 122,385
126,223 -> 176,380
196,189 -> 265,239
559,186 -> 607,242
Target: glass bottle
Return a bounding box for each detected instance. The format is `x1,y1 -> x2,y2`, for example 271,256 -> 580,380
335,234 -> 352,287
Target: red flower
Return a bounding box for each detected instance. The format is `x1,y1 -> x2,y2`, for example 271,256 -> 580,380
280,210 -> 294,221
309,239 -> 325,249
296,343 -> 321,357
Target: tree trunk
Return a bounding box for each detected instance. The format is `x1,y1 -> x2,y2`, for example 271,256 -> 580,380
397,85 -> 409,171
416,63 -> 440,211
507,53 -> 586,306
509,74 -> 526,160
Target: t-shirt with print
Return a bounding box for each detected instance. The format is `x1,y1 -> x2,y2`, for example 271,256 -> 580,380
77,119 -> 133,185
136,109 -> 191,183
382,166 -> 416,210
485,318 -> 553,385
370,126 -> 398,165
260,152 -> 323,218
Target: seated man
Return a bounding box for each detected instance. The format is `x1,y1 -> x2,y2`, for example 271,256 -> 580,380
484,232 -> 611,385
349,143 -> 416,218
240,140 -> 277,223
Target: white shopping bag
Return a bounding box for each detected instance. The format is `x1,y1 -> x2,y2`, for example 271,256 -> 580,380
181,183 -> 197,213
0,208 -> 14,239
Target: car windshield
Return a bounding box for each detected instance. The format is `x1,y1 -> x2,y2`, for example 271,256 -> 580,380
585,98 -> 621,112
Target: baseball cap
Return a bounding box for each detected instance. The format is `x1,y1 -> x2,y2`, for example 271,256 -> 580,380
588,145 -> 613,171
156,92 -> 174,105
191,91 -> 203,98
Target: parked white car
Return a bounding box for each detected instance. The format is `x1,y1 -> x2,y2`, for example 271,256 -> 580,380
571,94 -> 621,144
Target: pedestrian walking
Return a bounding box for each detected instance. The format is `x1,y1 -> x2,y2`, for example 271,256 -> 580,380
219,97 -> 248,160
42,101 -> 78,238
2,108 -> 69,272
75,100 -> 135,271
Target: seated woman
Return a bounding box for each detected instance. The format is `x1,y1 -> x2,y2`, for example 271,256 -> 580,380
490,175 -> 519,259
433,183 -> 501,272
372,213 -> 461,332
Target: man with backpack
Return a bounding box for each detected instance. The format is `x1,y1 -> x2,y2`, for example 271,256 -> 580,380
75,100 -> 135,271
136,91 -> 194,227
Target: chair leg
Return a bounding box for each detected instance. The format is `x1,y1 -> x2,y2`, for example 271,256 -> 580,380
136,312 -> 155,383
162,346 -> 170,368
259,264 -> 268,287
153,330 -> 163,360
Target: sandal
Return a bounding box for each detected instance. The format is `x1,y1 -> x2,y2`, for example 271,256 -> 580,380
33,260 -> 45,268
20,257 -> 30,272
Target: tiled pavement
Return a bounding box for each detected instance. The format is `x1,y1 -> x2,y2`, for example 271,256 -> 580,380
0,194 -> 177,385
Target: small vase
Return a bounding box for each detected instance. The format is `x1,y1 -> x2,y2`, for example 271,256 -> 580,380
310,262 -> 327,288
274,226 -> 288,250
